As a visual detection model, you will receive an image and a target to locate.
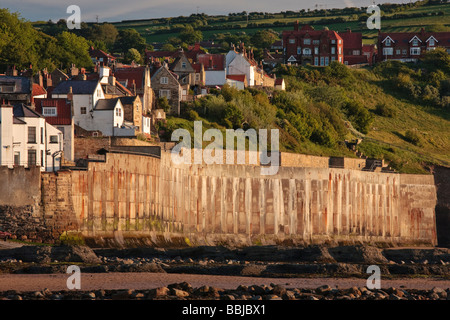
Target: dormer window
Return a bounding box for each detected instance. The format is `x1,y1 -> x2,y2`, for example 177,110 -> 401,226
412,39 -> 418,46
385,39 -> 391,46
429,39 -> 435,46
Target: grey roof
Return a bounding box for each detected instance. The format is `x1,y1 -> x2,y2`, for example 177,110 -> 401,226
13,117 -> 26,124
52,80 -> 99,95
0,76 -> 31,94
119,96 -> 138,105
13,103 -> 42,118
95,98 -> 120,111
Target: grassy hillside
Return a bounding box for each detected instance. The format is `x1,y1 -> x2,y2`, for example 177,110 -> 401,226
158,50 -> 450,174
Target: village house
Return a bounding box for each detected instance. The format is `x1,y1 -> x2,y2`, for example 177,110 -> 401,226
114,66 -> 153,115
282,23 -> 344,66
34,98 -> 74,162
0,75 -> 33,106
119,95 -> 143,133
377,28 -> 450,62
150,62 -> 182,115
89,47 -> 116,66
50,77 -> 135,137
0,102 -> 63,171
197,53 -> 227,87
226,43 -> 275,88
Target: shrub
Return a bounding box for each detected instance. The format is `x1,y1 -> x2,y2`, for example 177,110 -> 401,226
375,102 -> 396,118
344,100 -> 373,134
404,129 -> 422,146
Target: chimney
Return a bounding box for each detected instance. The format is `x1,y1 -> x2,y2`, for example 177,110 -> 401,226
194,43 -> 200,51
108,75 -> 116,86
67,86 -> 73,101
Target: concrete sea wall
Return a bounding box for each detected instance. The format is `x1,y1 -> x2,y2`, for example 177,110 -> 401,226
68,152 -> 438,247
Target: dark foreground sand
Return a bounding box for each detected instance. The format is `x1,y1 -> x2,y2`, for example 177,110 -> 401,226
0,273 -> 448,292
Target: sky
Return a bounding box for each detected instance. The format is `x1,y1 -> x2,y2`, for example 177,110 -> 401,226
3,0 -> 410,22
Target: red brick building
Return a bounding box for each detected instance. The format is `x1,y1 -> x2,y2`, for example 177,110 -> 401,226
377,28 -> 450,62
282,23 -> 344,66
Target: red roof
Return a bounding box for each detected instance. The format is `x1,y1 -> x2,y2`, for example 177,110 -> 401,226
89,48 -> 116,60
378,30 -> 450,45
283,24 -> 343,41
32,83 -> 47,97
197,54 -> 225,71
226,74 -> 246,82
114,67 -> 147,90
338,30 -> 362,51
192,63 -> 203,73
34,98 -> 72,125
362,44 -> 377,53
275,78 -> 284,86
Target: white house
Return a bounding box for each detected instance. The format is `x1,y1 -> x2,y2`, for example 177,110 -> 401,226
226,51 -> 256,87
51,79 -> 134,137
197,54 -> 227,86
0,103 -> 63,171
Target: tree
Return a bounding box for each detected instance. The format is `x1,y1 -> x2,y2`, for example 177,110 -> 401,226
179,25 -> 203,44
250,30 -> 278,49
56,31 -> 93,69
114,29 -> 147,54
87,23 -> 118,48
124,48 -> 142,64
161,43 -> 176,51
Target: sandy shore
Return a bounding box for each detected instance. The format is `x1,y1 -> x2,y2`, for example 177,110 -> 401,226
0,273 -> 448,292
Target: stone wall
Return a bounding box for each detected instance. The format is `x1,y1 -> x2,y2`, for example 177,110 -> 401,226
0,166 -> 41,206
68,152 -> 438,247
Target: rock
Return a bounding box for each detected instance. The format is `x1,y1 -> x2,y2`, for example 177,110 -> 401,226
248,285 -> 266,296
33,291 -> 44,299
307,295 -> 320,301
111,290 -> 134,300
171,288 -> 189,298
431,287 -> 447,299
236,285 -> 248,292
316,285 -> 333,294
348,287 -> 361,296
282,290 -> 296,300
168,282 -> 193,293
272,285 -> 286,296
240,264 -> 266,276
11,295 -> 22,300
84,292 -> 96,299
389,294 -> 403,300
222,294 -> 235,300
428,293 -> 440,300
133,293 -> 145,299
264,294 -> 282,300
148,287 -> 169,298
196,285 -> 210,294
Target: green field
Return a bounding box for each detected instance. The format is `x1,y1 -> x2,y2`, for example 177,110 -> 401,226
112,2 -> 450,44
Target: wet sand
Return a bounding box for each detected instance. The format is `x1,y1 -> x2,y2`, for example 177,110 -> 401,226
0,273 -> 448,292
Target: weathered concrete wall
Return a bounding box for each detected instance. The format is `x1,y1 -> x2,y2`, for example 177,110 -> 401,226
433,165 -> 450,247
69,152 -> 438,247
0,166 -> 41,206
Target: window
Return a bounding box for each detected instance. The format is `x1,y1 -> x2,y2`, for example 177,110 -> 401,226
315,47 -> 319,55
41,150 -> 44,167
81,107 -> 87,114
402,49 -> 407,55
297,47 -> 301,54
115,107 -> 122,117
97,89 -> 102,97
412,39 -> 418,46
429,39 -> 435,46
313,40 -> 320,45
320,57 -> 324,66
42,107 -> 57,117
331,56 -> 335,62
352,50 -> 360,55
40,127 -> 44,144
331,47 -> 335,54
27,149 -> 36,167
396,49 -> 401,55
383,48 -> 393,55
195,73 -> 200,81
325,57 -> 329,66
49,135 -> 58,144
303,48 -> 311,55
338,47 -> 342,55
331,40 -> 336,44
338,57 -> 342,63
160,77 -> 168,84
0,85 -> 15,93
289,39 -> 295,44
159,89 -> 170,99
385,39 -> 391,46
338,40 -> 342,44
181,62 -> 187,68
303,38 -> 311,45
28,127 -> 36,143
314,57 -> 319,66
410,47 -> 421,55
14,152 -> 20,166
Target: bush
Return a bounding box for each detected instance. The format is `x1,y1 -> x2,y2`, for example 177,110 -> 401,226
404,129 -> 422,146
344,100 -> 373,134
375,102 -> 396,118
186,109 -> 200,121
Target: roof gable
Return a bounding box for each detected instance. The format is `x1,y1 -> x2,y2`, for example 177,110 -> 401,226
409,35 -> 423,43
